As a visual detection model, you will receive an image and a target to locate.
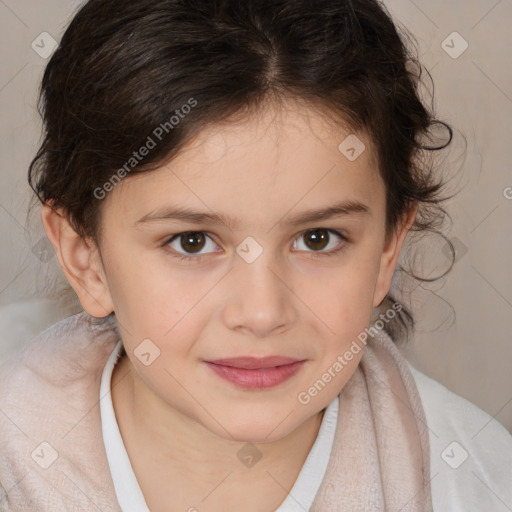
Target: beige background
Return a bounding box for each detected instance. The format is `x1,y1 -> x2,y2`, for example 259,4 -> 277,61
0,0 -> 511,435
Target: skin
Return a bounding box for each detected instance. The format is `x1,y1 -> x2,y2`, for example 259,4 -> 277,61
42,98 -> 416,511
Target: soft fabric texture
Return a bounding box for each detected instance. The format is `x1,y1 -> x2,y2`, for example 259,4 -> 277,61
407,364 -> 512,511
0,310 -> 434,511
100,339 -> 340,511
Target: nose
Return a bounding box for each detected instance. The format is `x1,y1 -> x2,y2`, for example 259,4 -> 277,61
222,252 -> 296,338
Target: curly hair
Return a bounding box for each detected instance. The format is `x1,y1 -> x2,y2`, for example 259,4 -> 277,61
28,0 -> 457,342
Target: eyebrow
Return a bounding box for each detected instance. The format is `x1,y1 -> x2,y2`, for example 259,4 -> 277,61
134,200 -> 371,230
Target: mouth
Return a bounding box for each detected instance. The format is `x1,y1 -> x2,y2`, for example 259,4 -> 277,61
203,357 -> 306,389
204,355 -> 304,369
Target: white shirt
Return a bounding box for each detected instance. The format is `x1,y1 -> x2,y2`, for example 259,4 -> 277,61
100,340 -> 512,511
407,364 -> 512,511
100,339 -> 339,512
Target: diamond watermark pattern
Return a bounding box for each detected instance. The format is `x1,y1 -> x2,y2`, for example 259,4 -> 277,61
442,236 -> 468,263
338,134 -> 366,161
134,338 -> 161,366
31,32 -> 58,59
31,237 -> 54,262
441,32 -> 469,59
236,236 -> 263,264
441,441 -> 469,469
31,441 -> 59,469
237,443 -> 263,468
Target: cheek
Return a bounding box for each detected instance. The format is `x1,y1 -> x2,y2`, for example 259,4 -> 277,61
107,273 -> 209,366
101,245 -> 185,330
300,260 -> 382,369
304,259 -> 380,330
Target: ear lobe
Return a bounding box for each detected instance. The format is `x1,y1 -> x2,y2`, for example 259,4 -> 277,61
41,203 -> 114,318
372,205 -> 417,308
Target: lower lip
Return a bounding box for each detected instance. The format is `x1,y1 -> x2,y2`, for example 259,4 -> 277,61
204,361 -> 305,389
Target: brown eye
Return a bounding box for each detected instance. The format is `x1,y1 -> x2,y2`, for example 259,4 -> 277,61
293,228 -> 345,254
179,232 -> 206,253
303,229 -> 330,251
165,231 -> 220,261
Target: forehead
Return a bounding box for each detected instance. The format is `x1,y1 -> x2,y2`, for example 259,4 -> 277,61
105,99 -> 383,225
172,99 -> 378,173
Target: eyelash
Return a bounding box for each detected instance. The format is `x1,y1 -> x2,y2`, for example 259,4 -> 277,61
162,229 -> 348,263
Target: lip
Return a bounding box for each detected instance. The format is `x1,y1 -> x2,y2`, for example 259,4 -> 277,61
205,356 -> 303,369
204,357 -> 306,389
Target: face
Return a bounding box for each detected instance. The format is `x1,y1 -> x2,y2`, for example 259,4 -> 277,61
77,100 -> 409,443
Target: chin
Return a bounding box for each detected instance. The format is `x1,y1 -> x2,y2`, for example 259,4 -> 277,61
207,414 -> 299,445
227,428 -> 287,445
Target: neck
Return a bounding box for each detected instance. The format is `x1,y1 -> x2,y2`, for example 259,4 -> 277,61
111,353 -> 325,508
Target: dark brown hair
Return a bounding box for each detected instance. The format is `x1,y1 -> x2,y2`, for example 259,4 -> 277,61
28,0 -> 457,342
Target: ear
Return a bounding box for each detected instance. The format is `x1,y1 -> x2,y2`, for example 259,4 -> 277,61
372,204 -> 417,308
41,203 -> 114,318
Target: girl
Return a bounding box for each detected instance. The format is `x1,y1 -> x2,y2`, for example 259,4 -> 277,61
1,0 -> 511,510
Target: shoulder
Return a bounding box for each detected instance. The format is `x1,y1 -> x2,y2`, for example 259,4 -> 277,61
0,481 -> 7,511
407,361 -> 512,511
0,312 -> 120,509
0,311 -> 120,421
0,310 -> 119,388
